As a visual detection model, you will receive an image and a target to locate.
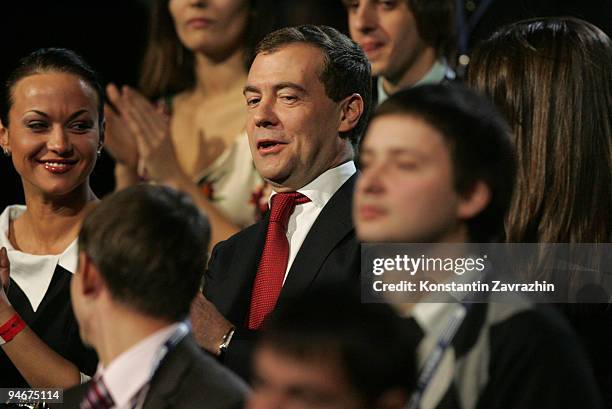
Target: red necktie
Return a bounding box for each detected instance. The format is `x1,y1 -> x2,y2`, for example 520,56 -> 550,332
248,192 -> 310,329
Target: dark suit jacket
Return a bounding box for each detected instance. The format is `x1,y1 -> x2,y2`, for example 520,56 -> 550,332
204,173 -> 361,380
56,335 -> 248,409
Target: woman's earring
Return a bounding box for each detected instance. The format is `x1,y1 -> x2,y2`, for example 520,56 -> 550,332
2,147 -> 10,157
96,146 -> 103,157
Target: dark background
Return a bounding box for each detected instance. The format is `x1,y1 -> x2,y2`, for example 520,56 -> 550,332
1,0 -> 610,211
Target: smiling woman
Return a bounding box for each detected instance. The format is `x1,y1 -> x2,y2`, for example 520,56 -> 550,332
0,48 -> 100,388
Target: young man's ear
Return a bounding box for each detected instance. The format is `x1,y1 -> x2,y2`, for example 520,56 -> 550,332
338,93 -> 364,134
457,180 -> 491,221
77,251 -> 104,297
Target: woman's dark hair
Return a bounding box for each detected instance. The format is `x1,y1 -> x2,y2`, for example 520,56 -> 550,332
1,48 -> 104,130
140,0 -> 260,99
468,17 -> 612,244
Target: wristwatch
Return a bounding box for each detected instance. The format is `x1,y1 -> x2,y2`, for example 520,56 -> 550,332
219,327 -> 236,358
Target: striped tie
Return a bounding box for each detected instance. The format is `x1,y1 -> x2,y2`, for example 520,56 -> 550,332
80,376 -> 115,409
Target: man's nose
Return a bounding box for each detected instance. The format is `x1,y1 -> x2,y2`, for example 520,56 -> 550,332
358,163 -> 386,194
353,3 -> 378,32
252,97 -> 280,128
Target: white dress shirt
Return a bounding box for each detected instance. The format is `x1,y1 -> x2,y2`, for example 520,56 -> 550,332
96,323 -> 183,409
268,161 -> 357,283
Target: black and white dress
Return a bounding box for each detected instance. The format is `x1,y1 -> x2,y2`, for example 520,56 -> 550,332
0,205 -> 97,387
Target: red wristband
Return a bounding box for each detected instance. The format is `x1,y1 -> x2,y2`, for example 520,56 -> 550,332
0,313 -> 26,344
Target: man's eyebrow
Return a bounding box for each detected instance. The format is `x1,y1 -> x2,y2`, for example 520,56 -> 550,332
273,82 -> 307,94
243,85 -> 260,95
243,82 -> 307,96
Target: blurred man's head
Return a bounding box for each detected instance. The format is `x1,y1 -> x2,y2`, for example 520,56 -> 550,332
245,25 -> 371,191
344,0 -> 455,86
248,288 -> 415,409
354,84 -> 515,243
72,185 -> 209,345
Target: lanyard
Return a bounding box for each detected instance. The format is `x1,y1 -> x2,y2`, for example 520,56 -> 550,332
404,304 -> 469,409
405,262 -> 489,409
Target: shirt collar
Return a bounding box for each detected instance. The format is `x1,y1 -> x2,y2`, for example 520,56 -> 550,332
97,323 -> 181,408
377,60 -> 456,105
268,161 -> 356,209
0,205 -> 78,312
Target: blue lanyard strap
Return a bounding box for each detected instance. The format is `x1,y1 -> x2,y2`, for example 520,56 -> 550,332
405,305 -> 468,409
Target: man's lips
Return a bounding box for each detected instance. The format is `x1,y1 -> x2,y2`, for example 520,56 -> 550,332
358,205 -> 387,221
359,41 -> 384,53
256,139 -> 288,155
37,159 -> 78,174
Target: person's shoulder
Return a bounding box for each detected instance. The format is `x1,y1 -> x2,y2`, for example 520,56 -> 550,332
172,336 -> 249,408
213,218 -> 266,252
488,302 -> 575,343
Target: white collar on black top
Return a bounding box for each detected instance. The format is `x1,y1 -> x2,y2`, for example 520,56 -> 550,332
0,205 -> 78,312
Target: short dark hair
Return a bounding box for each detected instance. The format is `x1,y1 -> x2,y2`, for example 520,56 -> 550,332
369,84 -> 516,242
255,25 -> 372,145
257,287 -> 415,407
79,185 -> 210,321
1,48 -> 104,131
408,0 -> 457,62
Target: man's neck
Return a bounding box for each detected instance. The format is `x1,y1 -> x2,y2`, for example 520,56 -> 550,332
93,306 -> 174,367
382,47 -> 437,96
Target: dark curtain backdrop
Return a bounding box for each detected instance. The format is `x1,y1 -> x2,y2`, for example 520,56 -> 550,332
0,0 -> 148,210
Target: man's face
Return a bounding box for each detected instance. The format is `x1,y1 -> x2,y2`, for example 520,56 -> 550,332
248,346 -> 365,409
354,114 -> 464,243
244,44 -> 351,191
346,0 -> 429,80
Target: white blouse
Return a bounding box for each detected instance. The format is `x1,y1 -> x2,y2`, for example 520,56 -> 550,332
0,205 -> 78,312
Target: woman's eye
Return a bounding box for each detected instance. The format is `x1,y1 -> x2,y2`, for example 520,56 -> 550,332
70,121 -> 94,132
26,121 -> 49,131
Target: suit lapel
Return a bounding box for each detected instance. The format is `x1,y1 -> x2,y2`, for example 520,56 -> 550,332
211,215 -> 268,324
142,336 -> 195,409
277,174 -> 357,308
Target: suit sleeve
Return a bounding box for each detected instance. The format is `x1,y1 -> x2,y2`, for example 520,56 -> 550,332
203,240 -> 258,382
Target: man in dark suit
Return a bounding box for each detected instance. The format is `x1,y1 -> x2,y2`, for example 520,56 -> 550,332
190,25 -> 372,381
59,185 -> 248,409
